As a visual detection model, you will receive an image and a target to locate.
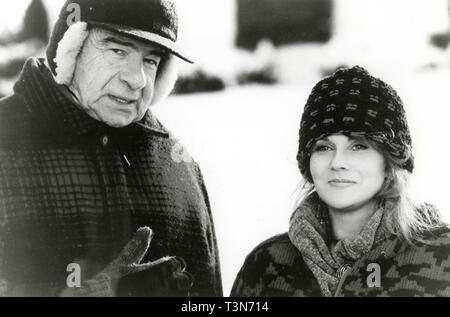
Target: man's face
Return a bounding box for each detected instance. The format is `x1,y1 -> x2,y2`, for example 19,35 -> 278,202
70,28 -> 165,128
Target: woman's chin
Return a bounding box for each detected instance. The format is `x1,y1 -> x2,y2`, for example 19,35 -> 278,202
319,193 -> 356,210
326,202 -> 355,212
324,198 -> 375,214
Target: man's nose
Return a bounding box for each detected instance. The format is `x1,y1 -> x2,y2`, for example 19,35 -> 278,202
119,57 -> 147,91
330,149 -> 349,171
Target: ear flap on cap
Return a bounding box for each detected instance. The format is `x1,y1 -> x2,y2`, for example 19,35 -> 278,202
53,22 -> 89,85
151,54 -> 178,106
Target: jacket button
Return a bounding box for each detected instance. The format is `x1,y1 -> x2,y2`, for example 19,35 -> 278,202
101,135 -> 109,146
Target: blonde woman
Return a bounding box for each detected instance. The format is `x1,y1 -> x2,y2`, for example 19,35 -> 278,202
231,66 -> 450,297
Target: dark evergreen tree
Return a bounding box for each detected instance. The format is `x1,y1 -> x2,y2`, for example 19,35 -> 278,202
0,0 -> 49,45
20,0 -> 49,43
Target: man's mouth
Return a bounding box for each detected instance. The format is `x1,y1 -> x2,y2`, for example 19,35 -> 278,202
109,95 -> 137,105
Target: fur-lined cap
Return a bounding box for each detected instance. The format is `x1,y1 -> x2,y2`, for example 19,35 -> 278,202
47,0 -> 191,105
47,0 -> 192,76
52,22 -> 179,106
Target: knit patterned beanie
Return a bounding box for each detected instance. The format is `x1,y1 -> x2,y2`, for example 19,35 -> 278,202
297,66 -> 414,183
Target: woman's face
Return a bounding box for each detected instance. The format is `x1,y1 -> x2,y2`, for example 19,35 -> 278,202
309,134 -> 386,213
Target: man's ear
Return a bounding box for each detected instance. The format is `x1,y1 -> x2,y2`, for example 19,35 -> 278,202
53,22 -> 89,85
151,54 -> 178,106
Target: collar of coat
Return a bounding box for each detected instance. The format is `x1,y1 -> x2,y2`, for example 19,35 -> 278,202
13,57 -> 170,144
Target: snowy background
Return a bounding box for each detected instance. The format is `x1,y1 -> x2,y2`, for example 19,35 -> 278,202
1,0 -> 450,296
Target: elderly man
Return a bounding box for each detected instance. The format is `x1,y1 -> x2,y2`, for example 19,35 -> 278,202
0,0 -> 222,296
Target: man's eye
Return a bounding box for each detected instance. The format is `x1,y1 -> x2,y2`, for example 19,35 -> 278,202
110,48 -> 126,56
352,143 -> 368,151
144,58 -> 158,67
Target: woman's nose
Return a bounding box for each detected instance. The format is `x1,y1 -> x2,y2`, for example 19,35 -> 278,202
330,149 -> 349,170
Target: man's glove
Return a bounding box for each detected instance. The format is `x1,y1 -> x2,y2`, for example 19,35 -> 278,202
61,227 -> 194,297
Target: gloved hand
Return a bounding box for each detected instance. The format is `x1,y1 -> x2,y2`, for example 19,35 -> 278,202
61,227 -> 194,297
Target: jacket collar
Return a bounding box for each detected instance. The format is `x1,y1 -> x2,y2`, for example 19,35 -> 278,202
13,58 -> 169,143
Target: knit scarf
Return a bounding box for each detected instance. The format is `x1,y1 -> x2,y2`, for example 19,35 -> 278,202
288,192 -> 391,296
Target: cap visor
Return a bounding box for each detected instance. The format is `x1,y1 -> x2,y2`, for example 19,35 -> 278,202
89,22 -> 193,64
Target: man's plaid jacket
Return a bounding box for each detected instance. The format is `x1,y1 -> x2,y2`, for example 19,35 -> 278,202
0,58 -> 222,296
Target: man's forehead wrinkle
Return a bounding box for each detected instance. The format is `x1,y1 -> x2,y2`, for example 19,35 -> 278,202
91,27 -> 116,39
101,37 -> 137,50
88,28 -> 123,48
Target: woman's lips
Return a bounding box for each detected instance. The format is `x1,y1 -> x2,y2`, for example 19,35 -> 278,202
328,179 -> 356,187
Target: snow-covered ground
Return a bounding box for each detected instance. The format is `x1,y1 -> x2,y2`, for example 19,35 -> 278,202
154,71 -> 450,295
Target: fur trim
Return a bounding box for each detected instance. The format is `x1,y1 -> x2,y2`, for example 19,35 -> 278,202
54,22 -> 89,85
151,55 -> 178,106
52,21 -> 178,104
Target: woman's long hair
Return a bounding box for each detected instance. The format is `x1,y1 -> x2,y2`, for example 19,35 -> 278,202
294,139 -> 444,244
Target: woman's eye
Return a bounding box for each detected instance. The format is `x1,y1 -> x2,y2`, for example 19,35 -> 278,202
352,143 -> 368,151
312,145 -> 331,152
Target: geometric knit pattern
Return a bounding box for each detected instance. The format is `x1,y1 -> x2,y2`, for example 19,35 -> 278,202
0,58 -> 222,296
231,228 -> 450,297
297,66 -> 414,183
232,193 -> 450,297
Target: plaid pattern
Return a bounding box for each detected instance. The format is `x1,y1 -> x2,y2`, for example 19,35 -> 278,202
231,230 -> 450,297
0,58 -> 222,296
